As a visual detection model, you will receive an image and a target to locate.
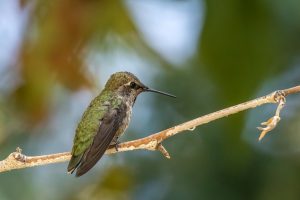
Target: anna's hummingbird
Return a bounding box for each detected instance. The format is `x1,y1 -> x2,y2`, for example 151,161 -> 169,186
67,71 -> 175,177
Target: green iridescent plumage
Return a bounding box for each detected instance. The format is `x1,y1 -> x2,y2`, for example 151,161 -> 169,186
67,90 -> 122,174
72,91 -> 121,156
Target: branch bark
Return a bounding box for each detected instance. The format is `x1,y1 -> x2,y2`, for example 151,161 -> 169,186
1,86 -> 299,173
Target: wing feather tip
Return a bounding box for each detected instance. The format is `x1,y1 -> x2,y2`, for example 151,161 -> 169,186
75,167 -> 88,177
67,154 -> 83,176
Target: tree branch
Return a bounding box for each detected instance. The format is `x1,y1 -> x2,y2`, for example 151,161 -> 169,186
1,86 -> 300,173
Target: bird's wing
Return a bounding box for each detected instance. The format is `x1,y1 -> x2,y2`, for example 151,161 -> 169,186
67,92 -> 118,174
75,103 -> 126,177
67,96 -> 110,174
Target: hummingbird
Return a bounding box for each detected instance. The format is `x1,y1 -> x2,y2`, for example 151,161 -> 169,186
67,71 -> 175,177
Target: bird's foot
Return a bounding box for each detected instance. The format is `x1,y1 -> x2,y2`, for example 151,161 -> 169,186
109,141 -> 120,152
114,142 -> 120,152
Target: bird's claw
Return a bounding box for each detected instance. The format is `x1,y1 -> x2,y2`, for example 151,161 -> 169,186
114,141 -> 120,152
109,140 -> 120,152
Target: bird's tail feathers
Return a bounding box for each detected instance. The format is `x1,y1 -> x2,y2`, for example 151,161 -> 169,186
67,154 -> 83,174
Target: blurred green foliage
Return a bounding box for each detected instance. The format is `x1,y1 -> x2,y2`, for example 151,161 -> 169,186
1,0 -> 300,200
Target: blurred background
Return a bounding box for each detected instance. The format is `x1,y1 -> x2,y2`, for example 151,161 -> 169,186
0,0 -> 300,199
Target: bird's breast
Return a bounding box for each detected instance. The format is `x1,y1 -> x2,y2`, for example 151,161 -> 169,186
115,101 -> 133,137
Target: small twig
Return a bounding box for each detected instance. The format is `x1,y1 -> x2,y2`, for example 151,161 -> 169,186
156,143 -> 171,159
0,86 -> 299,173
257,93 -> 286,141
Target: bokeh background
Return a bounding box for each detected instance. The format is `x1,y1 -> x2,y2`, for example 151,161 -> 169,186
1,0 -> 300,199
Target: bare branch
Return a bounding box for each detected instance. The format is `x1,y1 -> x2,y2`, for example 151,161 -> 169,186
0,86 -> 299,173
281,86 -> 300,96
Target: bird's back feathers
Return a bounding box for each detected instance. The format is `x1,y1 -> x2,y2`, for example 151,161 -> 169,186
68,92 -> 126,177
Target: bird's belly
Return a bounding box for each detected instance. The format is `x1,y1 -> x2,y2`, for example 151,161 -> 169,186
115,106 -> 132,138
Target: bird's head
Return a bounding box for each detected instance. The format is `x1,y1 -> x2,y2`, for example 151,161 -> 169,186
104,71 -> 176,99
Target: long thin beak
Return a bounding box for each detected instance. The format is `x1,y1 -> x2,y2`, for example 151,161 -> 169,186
144,87 -> 176,98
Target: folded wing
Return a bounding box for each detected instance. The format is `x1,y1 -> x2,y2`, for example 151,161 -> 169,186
74,105 -> 126,177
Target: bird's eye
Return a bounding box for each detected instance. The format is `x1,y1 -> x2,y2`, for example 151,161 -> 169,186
130,82 -> 137,89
